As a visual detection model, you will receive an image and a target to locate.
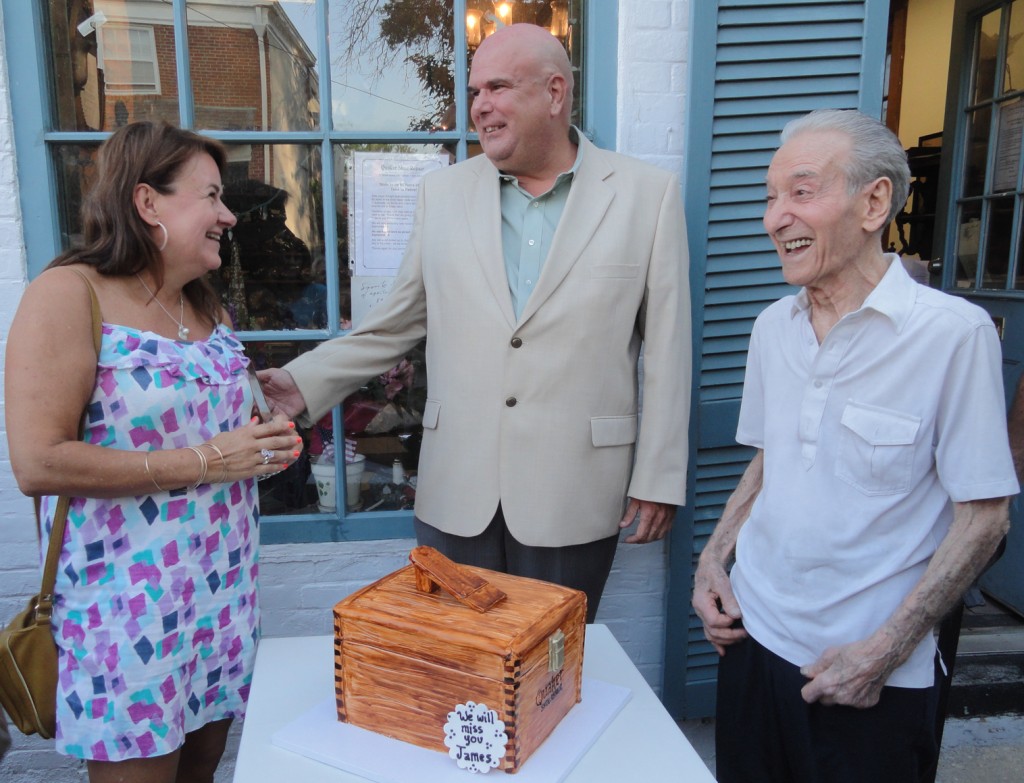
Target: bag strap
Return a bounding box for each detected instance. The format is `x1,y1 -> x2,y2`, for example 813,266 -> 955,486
33,268 -> 103,615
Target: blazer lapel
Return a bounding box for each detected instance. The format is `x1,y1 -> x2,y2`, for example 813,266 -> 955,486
463,160 -> 517,329
518,138 -> 614,326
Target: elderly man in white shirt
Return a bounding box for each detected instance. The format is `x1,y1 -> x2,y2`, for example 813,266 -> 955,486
692,109 -> 1019,783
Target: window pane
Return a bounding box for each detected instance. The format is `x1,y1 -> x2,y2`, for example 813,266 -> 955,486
1014,215 -> 1024,290
53,143 -> 101,247
993,97 -> 1024,192
186,1 -> 320,132
955,201 -> 983,287
329,0 -> 454,132
974,8 -> 1003,105
964,106 -> 992,197
210,144 -> 325,330
1007,0 -> 1024,95
47,0 -> 180,130
332,142 -> 449,326
245,339 -> 426,516
983,196 -> 1015,288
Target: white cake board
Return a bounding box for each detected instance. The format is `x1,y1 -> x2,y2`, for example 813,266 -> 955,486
271,677 -> 631,783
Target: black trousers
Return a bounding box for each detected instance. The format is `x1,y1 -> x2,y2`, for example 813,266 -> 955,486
414,505 -> 618,623
716,635 -> 939,783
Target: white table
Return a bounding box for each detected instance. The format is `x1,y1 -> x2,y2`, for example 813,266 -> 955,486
233,624 -> 715,782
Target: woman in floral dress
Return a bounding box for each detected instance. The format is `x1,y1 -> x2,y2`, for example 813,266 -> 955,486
5,122 -> 302,783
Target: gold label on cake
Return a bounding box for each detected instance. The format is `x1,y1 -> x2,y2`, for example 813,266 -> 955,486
536,669 -> 565,710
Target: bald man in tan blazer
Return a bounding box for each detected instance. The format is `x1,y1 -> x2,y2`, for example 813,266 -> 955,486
261,24 -> 690,620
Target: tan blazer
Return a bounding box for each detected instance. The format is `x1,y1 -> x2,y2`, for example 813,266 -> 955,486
286,136 -> 691,546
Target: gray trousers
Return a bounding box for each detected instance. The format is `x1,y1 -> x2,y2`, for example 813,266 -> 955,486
414,504 -> 618,623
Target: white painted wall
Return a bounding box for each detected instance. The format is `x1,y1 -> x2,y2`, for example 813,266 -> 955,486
0,4 -> 691,779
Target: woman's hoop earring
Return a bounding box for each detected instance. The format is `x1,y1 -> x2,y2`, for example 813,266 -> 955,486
155,221 -> 169,252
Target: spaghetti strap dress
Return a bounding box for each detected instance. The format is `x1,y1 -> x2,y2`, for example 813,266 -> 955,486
40,322 -> 259,761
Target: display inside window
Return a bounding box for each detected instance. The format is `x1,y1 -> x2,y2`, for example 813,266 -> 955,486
246,340 -> 427,517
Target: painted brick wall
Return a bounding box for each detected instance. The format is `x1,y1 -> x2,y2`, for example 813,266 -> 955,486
0,5 -> 691,780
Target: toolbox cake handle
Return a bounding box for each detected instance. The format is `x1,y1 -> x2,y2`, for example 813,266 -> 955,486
409,546 -> 507,613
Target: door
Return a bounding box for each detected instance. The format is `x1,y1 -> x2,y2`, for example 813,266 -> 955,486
935,0 -> 1024,615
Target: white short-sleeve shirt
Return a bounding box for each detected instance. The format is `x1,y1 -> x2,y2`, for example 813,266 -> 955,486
731,256 -> 1019,687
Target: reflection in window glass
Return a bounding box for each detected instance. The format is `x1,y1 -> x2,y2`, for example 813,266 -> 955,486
100,25 -> 160,94
330,0 -> 454,132
974,8 -> 1003,105
48,0 -> 180,130
54,144 -> 101,247
1007,0 -> 1024,95
964,106 -> 992,197
210,145 -> 325,330
186,1 -> 319,132
983,196 -> 1015,288
956,202 -> 983,287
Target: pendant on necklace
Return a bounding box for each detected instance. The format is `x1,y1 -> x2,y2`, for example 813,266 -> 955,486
177,325 -> 190,341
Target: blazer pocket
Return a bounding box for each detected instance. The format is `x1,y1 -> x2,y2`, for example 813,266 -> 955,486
591,415 -> 638,447
422,399 -> 441,429
589,264 -> 640,279
836,401 -> 920,495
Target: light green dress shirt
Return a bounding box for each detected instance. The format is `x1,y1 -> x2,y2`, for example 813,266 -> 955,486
499,129 -> 585,320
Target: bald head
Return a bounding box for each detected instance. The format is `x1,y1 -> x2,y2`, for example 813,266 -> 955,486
468,23 -> 577,190
474,23 -> 574,116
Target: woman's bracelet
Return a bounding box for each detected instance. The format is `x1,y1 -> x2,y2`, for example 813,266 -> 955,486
143,452 -> 167,492
186,446 -> 208,490
200,442 -> 228,483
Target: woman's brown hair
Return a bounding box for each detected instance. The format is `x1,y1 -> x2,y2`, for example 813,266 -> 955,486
48,121 -> 230,326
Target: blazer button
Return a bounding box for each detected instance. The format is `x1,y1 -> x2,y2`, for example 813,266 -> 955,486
505,397 -> 517,407
510,337 -> 523,348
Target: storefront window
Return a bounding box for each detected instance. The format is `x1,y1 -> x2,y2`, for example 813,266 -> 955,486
19,0 -> 594,541
953,1 -> 1024,291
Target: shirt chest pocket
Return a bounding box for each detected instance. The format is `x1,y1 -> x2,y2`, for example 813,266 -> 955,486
836,402 -> 921,496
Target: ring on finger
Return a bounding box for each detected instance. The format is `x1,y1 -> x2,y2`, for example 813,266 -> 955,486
260,448 -> 274,465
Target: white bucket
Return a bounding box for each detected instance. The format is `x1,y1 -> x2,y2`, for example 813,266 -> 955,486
310,459 -> 337,511
345,454 -> 366,509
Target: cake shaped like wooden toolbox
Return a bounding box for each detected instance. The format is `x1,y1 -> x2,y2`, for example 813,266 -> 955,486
333,546 -> 586,773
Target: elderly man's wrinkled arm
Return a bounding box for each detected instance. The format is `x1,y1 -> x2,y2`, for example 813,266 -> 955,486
800,496 -> 1010,708
692,450 -> 763,655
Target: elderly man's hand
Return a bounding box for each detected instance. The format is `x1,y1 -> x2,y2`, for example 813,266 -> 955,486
799,637 -> 896,709
692,560 -> 747,656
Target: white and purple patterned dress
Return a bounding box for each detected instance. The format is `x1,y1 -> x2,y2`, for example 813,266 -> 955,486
40,322 -> 259,761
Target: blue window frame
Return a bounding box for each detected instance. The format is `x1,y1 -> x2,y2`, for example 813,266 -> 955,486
2,0 -> 616,544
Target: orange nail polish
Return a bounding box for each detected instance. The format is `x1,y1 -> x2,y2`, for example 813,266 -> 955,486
296,436 -> 302,444
288,421 -> 295,428
293,451 -> 300,458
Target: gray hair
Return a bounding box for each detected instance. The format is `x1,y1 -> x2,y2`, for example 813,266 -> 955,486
780,109 -> 910,224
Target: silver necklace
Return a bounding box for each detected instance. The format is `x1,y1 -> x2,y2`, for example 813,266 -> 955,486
136,274 -> 190,340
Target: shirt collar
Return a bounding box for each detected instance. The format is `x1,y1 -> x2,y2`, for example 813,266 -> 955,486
791,255 -> 916,333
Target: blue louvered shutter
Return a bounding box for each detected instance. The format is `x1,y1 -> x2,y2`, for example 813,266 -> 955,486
664,0 -> 892,719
